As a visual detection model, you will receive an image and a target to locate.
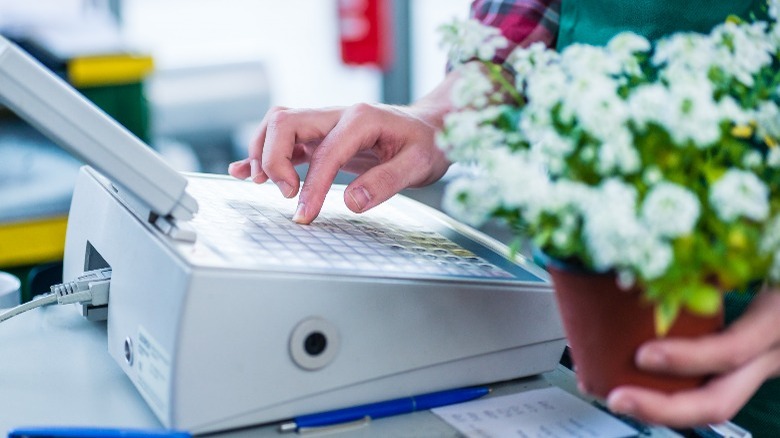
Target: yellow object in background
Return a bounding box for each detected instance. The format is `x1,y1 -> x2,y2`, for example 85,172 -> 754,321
67,54 -> 154,88
0,216 -> 68,268
66,54 -> 155,143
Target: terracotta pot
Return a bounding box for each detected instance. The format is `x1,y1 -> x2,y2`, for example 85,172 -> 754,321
542,255 -> 724,399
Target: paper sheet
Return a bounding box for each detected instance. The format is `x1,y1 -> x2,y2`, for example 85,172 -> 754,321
432,386 -> 637,438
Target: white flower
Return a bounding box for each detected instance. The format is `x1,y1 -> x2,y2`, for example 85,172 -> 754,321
643,166 -> 664,185
653,32 -> 716,83
584,206 -> 639,272
663,81 -> 722,146
579,178 -> 673,279
482,149 -> 551,214
561,44 -> 622,76
563,74 -> 628,141
628,83 -> 669,131
711,21 -> 774,87
507,42 -> 560,78
710,169 -> 770,222
607,32 -> 650,55
771,0 -> 780,20
576,146 -> 595,163
607,32 -> 651,76
755,101 -> 780,141
538,180 -> 593,230
641,182 -> 701,238
552,65 -> 629,141
582,179 -> 640,271
439,18 -> 508,65
631,234 -> 674,280
552,229 -> 572,247
616,269 -> 637,290
450,63 -> 494,109
600,179 -> 638,210
437,14 -> 780,293
718,96 -> 752,126
437,108 -> 506,161
524,65 -> 567,111
596,129 -> 641,175
743,150 -> 763,168
607,31 -> 651,56
767,147 -> 780,168
529,129 -> 576,175
442,176 -> 500,227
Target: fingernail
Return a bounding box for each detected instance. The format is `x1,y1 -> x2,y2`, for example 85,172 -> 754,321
347,186 -> 371,212
250,159 -> 260,178
277,181 -> 295,198
607,391 -> 636,416
228,158 -> 248,170
292,203 -> 307,224
637,346 -> 667,369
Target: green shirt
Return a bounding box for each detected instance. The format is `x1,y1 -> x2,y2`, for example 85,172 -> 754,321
557,0 -> 765,50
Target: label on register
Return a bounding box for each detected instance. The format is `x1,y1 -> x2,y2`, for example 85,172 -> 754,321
135,326 -> 172,422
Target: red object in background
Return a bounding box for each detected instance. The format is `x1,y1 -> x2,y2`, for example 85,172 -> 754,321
337,0 -> 393,69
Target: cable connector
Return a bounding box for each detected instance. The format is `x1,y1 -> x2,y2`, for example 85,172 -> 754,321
50,268 -> 112,306
0,268 -> 112,324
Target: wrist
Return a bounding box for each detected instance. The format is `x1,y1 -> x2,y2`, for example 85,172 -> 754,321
407,68 -> 465,130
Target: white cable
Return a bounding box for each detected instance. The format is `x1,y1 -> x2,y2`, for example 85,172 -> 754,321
0,293 -> 58,323
0,268 -> 112,324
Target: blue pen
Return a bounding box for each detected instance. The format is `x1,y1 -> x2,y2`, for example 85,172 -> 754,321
278,386 -> 491,433
8,427 -> 190,438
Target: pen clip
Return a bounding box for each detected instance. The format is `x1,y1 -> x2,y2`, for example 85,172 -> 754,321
297,416 -> 371,435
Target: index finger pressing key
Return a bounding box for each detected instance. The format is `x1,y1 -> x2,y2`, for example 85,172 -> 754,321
292,104 -> 387,224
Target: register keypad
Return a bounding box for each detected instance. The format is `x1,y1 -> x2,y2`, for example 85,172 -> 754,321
186,179 -> 513,279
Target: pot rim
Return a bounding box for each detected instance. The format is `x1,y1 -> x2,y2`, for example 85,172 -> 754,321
532,247 -> 611,276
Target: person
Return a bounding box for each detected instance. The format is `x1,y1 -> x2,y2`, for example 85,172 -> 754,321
229,0 -> 780,433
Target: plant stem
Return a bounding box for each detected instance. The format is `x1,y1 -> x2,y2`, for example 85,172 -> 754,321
485,62 -> 524,106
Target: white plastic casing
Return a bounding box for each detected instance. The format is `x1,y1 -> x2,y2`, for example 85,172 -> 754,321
0,35 -> 197,221
64,170 -> 566,434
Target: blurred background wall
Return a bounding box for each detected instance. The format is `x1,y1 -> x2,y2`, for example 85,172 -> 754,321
119,0 -> 472,171
121,0 -> 470,106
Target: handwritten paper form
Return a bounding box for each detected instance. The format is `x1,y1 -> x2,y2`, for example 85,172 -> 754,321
432,386 -> 637,438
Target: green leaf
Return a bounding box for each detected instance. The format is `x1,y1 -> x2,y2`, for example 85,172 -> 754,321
654,299 -> 680,337
685,284 -> 722,316
719,256 -> 753,289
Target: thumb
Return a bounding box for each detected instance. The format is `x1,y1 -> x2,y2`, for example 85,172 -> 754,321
637,291 -> 780,376
343,145 -> 447,213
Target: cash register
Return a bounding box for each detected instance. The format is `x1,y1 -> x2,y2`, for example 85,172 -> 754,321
0,35 -> 566,434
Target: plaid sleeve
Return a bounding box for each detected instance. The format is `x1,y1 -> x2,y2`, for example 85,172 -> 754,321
470,0 -> 561,62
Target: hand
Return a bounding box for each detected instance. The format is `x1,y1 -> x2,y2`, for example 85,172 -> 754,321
229,71 -> 463,224
606,287 -> 780,428
228,104 -> 449,224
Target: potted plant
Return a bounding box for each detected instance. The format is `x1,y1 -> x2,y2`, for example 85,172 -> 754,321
436,7 -> 780,398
